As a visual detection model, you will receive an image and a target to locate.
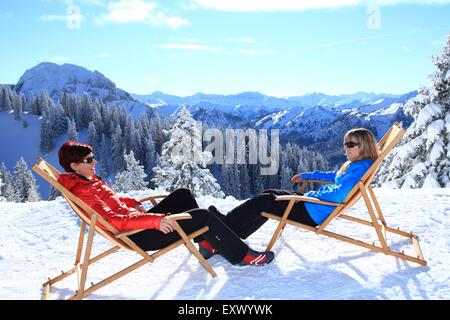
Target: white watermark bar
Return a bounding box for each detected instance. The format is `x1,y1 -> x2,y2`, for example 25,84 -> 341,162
170,123 -> 280,176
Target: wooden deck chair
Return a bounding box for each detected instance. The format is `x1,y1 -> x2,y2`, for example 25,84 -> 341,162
261,122 -> 427,266
32,158 -> 217,300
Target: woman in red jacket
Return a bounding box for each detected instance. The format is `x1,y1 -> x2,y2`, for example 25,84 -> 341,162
57,141 -> 274,266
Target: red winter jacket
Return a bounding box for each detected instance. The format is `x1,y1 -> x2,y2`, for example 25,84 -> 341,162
57,173 -> 164,232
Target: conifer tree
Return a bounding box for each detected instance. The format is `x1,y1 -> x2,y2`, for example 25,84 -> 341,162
97,134 -> 110,178
2,87 -> 13,111
238,164 -> 251,199
0,163 -> 15,202
143,135 -> 157,188
48,187 -> 62,201
153,107 -> 224,198
88,121 -> 98,149
376,33 -> 450,188
114,151 -> 148,192
13,99 -> 23,121
12,158 -> 41,202
67,118 -> 78,141
111,125 -> 126,174
29,92 -> 39,115
40,118 -> 54,153
0,176 -> 4,202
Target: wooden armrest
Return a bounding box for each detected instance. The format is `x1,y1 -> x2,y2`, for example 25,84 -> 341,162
138,194 -> 169,203
116,229 -> 145,239
275,195 -> 344,207
167,213 -> 192,221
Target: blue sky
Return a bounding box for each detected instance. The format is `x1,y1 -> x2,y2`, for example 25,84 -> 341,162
0,0 -> 449,96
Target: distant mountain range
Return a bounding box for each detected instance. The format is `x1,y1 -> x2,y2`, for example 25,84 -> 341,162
132,90 -> 415,167
131,88 -> 415,165
132,90 -> 403,110
4,62 -> 416,167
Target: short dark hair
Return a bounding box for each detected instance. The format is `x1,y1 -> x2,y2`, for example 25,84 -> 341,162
58,141 -> 93,173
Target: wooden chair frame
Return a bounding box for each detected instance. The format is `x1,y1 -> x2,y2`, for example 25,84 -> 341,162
262,123 -> 427,266
32,158 -> 216,300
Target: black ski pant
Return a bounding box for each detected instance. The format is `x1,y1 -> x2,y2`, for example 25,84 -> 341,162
222,189 -> 318,239
129,188 -> 248,265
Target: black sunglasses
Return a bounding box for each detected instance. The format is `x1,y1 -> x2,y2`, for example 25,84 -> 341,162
343,141 -> 360,148
80,156 -> 95,164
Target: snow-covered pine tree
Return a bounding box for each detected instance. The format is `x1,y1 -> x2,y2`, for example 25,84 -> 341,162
13,98 -> 23,121
48,186 -> 61,201
111,125 -> 126,174
279,151 -> 294,190
79,93 -> 93,128
40,118 -> 54,153
67,118 -> 78,141
114,150 -> 148,193
97,134 -> 110,178
153,106 -> 224,198
0,175 -> 4,202
220,164 -> 241,198
51,104 -> 68,136
12,157 -> 41,202
143,134 -> 157,188
38,90 -> 52,116
28,92 -> 39,115
20,94 -> 27,112
150,112 -> 164,154
130,123 -> 142,161
238,164 -> 251,199
0,163 -> 15,202
88,121 -> 98,150
1,86 -> 13,111
376,33 -> 450,188
91,105 -> 104,145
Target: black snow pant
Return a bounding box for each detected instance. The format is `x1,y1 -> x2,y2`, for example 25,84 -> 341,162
128,188 -> 248,265
222,189 -> 318,239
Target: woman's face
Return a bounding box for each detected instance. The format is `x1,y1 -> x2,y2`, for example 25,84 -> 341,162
70,153 -> 96,179
343,138 -> 361,162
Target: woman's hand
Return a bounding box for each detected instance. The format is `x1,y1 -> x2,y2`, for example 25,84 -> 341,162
290,174 -> 302,184
159,217 -> 177,234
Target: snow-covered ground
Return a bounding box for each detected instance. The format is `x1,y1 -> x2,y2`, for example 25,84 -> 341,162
0,188 -> 449,300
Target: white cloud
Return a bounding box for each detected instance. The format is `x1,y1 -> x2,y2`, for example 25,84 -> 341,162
95,52 -> 112,58
227,37 -> 256,44
161,43 -> 222,53
95,0 -> 189,28
431,40 -> 445,46
190,0 -> 450,11
238,48 -> 275,56
283,30 -> 428,57
39,13 -> 84,23
401,46 -> 411,53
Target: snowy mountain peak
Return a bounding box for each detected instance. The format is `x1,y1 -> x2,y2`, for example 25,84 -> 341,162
15,62 -> 150,117
16,62 -> 134,103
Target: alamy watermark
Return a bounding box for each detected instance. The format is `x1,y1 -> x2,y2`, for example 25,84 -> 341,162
170,123 -> 280,176
67,3 -> 82,30
367,4 -> 381,30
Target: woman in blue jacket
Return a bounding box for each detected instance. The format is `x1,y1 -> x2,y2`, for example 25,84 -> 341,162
200,128 -> 379,257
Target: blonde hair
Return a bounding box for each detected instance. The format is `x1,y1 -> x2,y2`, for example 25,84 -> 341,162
337,128 -> 379,174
